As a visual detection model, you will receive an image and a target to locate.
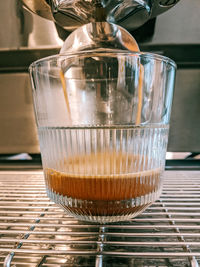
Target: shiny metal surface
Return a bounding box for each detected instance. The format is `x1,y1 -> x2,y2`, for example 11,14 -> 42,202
60,22 -> 139,53
51,0 -> 151,31
0,73 -> 39,154
22,0 -> 180,33
0,0 -> 62,49
1,170 -> 200,266
168,69 -> 200,153
149,0 -> 200,44
0,0 -> 199,49
22,0 -> 53,21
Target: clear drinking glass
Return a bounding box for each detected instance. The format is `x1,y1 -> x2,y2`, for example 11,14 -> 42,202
29,50 -> 176,223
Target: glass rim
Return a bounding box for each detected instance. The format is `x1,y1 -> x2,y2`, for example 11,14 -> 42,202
29,49 -> 177,70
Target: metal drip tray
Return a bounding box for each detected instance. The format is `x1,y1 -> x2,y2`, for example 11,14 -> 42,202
0,171 -> 200,267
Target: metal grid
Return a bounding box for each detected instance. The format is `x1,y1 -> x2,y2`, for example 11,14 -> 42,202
0,171 -> 200,267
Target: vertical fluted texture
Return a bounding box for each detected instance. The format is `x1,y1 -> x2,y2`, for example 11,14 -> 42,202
39,125 -> 168,223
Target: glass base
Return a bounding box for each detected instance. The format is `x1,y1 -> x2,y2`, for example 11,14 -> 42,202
47,188 -> 161,223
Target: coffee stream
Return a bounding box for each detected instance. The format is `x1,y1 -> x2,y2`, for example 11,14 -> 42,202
59,70 -> 71,120
136,66 -> 143,125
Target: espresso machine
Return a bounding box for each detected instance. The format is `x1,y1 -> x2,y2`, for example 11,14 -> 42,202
1,0 -> 198,157
1,1 -> 200,266
21,0 -> 180,49
22,0 -> 180,32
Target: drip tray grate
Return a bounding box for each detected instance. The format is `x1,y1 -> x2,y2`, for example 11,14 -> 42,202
0,171 -> 200,267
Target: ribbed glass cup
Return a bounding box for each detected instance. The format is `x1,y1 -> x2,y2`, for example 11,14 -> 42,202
30,50 -> 176,223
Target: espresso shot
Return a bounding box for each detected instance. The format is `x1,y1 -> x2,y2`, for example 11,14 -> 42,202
30,51 -> 176,223
40,124 -> 168,223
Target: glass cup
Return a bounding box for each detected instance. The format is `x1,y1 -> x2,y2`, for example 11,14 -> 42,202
29,50 -> 176,223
